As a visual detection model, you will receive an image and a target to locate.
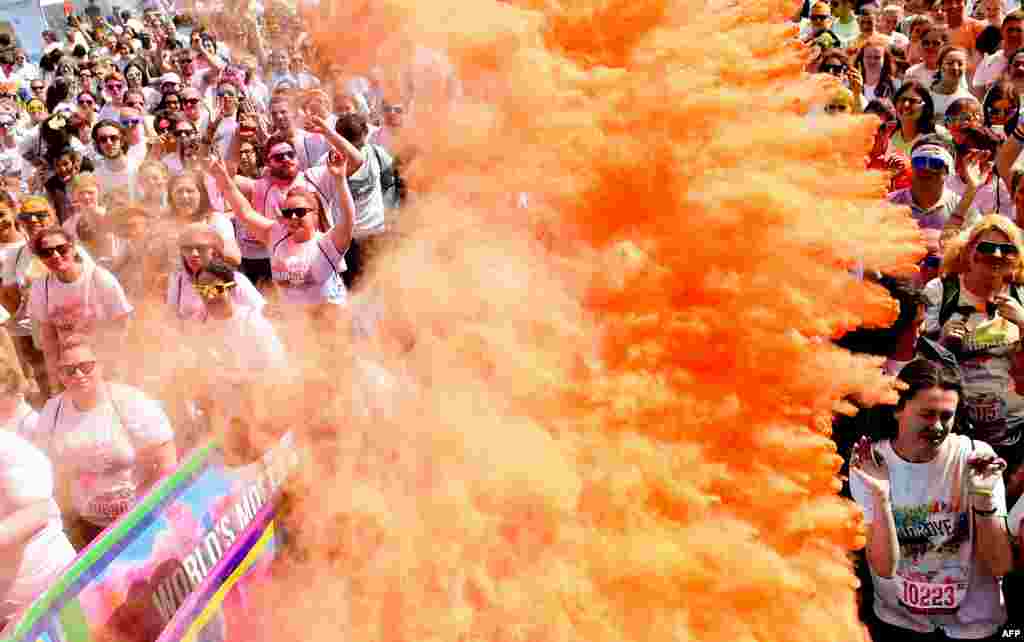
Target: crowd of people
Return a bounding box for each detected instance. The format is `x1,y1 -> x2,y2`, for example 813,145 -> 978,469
0,1 -> 412,634
12,0 -> 1024,638
799,0 -> 1024,637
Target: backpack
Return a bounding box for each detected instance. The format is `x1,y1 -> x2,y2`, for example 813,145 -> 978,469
937,274 -> 1024,329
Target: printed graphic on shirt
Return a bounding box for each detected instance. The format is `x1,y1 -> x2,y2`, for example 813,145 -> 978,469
49,296 -> 99,336
893,501 -> 971,614
271,238 -> 317,287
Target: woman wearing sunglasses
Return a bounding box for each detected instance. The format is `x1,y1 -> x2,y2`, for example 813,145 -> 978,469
924,215 -> 1024,497
32,340 -> 176,549
167,223 -> 264,323
982,80 -> 1019,134
75,91 -> 99,134
905,26 -> 953,88
211,153 -> 354,312
26,228 -> 132,391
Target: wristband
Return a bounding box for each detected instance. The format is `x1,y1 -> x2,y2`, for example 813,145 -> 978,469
971,488 -> 995,496
1013,127 -> 1024,143
973,505 -> 999,516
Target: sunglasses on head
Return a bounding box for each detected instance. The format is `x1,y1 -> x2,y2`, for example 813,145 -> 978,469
270,150 -> 296,163
36,242 -> 72,259
195,281 -> 236,298
59,360 -> 96,377
911,156 -> 948,171
976,241 -> 1020,256
280,207 -> 311,219
17,211 -> 47,222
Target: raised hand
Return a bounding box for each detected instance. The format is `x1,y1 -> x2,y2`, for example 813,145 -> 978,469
850,436 -> 890,500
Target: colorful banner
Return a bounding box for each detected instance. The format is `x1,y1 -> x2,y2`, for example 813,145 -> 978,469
156,502 -> 280,642
1,434 -> 297,642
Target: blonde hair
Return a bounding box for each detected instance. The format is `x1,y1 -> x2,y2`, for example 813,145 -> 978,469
941,214 -> 1024,283
68,172 -> 100,196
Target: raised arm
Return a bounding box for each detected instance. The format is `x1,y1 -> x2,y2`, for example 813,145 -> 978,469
308,115 -> 365,168
326,153 -> 355,254
209,160 -> 274,247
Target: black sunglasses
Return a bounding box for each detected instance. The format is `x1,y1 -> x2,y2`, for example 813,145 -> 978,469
821,64 -> 847,74
976,241 -> 1020,256
36,243 -> 73,259
17,211 -> 48,222
59,360 -> 96,377
280,207 -> 311,219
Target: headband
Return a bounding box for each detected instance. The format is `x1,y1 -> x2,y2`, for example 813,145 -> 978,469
269,142 -> 294,157
911,144 -> 954,170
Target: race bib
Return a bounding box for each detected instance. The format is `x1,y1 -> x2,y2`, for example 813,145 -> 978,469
899,578 -> 967,614
84,486 -> 136,524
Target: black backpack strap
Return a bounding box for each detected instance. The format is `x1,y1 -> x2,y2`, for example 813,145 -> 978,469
938,274 -> 962,329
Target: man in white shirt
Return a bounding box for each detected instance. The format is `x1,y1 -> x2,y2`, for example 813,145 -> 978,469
972,10 -> 1024,92
91,120 -> 140,194
268,96 -> 328,171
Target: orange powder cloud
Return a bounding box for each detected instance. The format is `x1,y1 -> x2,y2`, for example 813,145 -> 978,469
238,0 -> 927,640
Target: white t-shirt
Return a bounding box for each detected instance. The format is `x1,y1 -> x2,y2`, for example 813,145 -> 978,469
93,156 -> 142,195
1,246 -> 95,341
930,86 -> 977,123
346,146 -> 387,239
0,430 -> 75,621
186,305 -> 287,372
27,263 -> 134,344
973,50 -> 1007,90
166,269 -> 265,321
268,225 -> 346,305
242,166 -> 349,259
850,434 -> 1007,637
29,383 -> 173,527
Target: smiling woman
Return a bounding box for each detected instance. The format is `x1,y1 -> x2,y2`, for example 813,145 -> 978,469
26,227 -> 133,396
922,216 -> 1024,481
